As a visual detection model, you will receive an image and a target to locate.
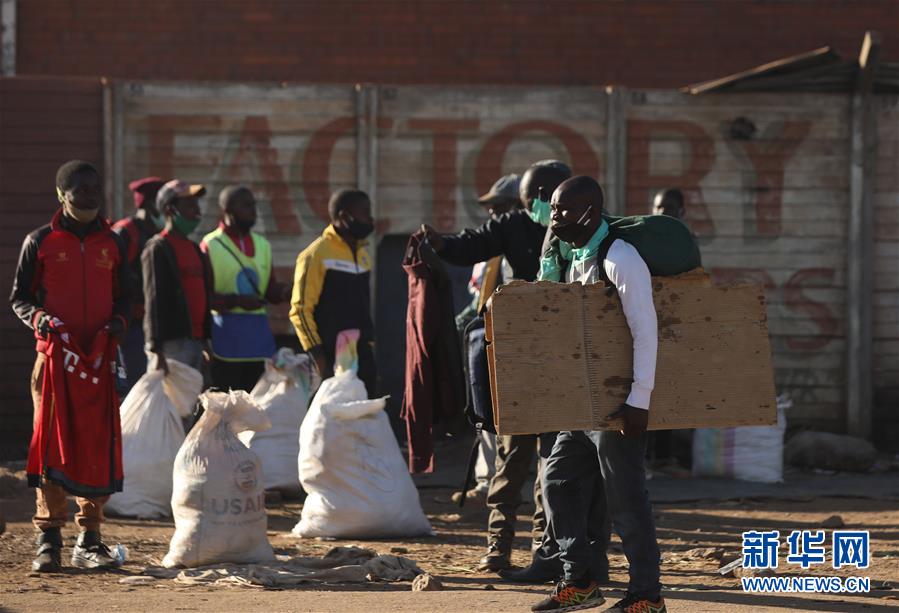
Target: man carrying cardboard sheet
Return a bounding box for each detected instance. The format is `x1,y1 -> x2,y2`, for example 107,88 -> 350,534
532,176 -> 665,613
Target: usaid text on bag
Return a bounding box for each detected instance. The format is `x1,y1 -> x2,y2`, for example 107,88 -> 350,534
163,390 -> 274,568
485,276 -> 778,435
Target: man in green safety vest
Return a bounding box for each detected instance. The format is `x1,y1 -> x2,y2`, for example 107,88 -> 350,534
201,185 -> 290,392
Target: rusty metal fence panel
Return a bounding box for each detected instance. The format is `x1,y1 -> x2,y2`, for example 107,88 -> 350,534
874,97 -> 899,433
624,91 -> 852,429
110,82 -> 893,434
376,85 -> 608,235
117,82 -> 357,333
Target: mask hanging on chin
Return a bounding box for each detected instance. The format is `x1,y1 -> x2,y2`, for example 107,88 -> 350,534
550,205 -> 592,244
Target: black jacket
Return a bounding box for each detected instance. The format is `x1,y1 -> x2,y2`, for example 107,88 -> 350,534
141,234 -> 212,351
438,209 -> 546,282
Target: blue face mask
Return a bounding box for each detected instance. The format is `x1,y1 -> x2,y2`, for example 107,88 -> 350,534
528,197 -> 551,226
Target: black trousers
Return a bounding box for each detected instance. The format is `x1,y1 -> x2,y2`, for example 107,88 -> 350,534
545,430 -> 661,598
210,357 -> 266,393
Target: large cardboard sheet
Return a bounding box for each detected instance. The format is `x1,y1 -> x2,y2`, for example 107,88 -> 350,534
485,277 -> 778,435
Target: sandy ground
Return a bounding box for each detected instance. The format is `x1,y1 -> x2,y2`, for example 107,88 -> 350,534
0,458 -> 897,612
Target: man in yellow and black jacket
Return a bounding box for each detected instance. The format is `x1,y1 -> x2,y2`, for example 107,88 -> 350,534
289,189 -> 376,395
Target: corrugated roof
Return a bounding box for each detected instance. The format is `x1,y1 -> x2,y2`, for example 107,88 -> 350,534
683,45 -> 899,94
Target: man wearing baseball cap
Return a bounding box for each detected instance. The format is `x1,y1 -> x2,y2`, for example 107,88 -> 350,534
142,180 -> 211,380
416,169 -> 551,573
452,173 -> 522,508
477,174 -> 522,219
112,177 -> 166,393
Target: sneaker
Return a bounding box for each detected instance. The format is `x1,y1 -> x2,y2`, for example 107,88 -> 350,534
32,528 -> 63,572
477,542 -> 511,572
71,531 -> 121,570
608,593 -> 667,613
531,579 -> 604,612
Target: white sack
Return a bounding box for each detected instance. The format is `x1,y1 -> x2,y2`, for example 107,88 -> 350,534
163,390 -> 274,568
238,348 -> 312,492
292,370 -> 432,539
692,395 -> 790,483
106,360 -> 202,518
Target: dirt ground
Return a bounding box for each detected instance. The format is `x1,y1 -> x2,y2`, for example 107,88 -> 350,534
0,460 -> 897,613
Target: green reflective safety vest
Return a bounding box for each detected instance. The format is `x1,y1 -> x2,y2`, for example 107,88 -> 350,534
203,227 -> 275,361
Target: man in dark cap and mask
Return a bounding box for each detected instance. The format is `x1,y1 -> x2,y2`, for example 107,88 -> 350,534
417,161 -> 572,573
113,177 -> 166,392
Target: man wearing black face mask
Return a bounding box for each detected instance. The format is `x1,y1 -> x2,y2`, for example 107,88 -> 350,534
201,186 -> 290,392
533,176 -> 664,613
290,189 -> 377,395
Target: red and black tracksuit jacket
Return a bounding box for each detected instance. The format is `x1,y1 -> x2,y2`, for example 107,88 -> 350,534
112,215 -> 158,320
10,209 -> 131,350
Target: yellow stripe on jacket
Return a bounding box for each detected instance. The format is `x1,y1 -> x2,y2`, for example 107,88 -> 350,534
289,224 -> 371,352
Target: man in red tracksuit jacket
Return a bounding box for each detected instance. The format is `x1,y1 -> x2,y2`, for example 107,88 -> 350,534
112,176 -> 166,393
9,160 -> 131,573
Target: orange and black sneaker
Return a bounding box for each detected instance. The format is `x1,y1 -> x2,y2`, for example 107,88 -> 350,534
531,579 -> 605,612
608,592 -> 667,612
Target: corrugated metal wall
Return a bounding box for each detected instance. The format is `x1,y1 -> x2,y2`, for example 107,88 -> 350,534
375,86 -> 607,233
874,97 -> 899,439
111,82 -> 884,435
625,91 -> 851,429
117,82 -> 358,334
0,77 -> 105,457
3,79 -> 894,451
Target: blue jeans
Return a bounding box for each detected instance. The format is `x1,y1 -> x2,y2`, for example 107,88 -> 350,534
544,430 -> 661,597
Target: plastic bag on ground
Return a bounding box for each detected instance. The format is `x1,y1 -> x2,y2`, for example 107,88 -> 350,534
293,330 -> 432,539
163,390 -> 274,568
692,395 -> 790,483
237,348 -> 313,494
106,360 -> 203,518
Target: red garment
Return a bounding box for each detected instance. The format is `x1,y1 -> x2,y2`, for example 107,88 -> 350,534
221,221 -> 255,257
401,235 -> 465,473
26,210 -> 126,350
26,329 -> 123,497
163,230 -> 207,338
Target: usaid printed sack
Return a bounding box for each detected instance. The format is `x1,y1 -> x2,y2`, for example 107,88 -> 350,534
163,390 -> 274,568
